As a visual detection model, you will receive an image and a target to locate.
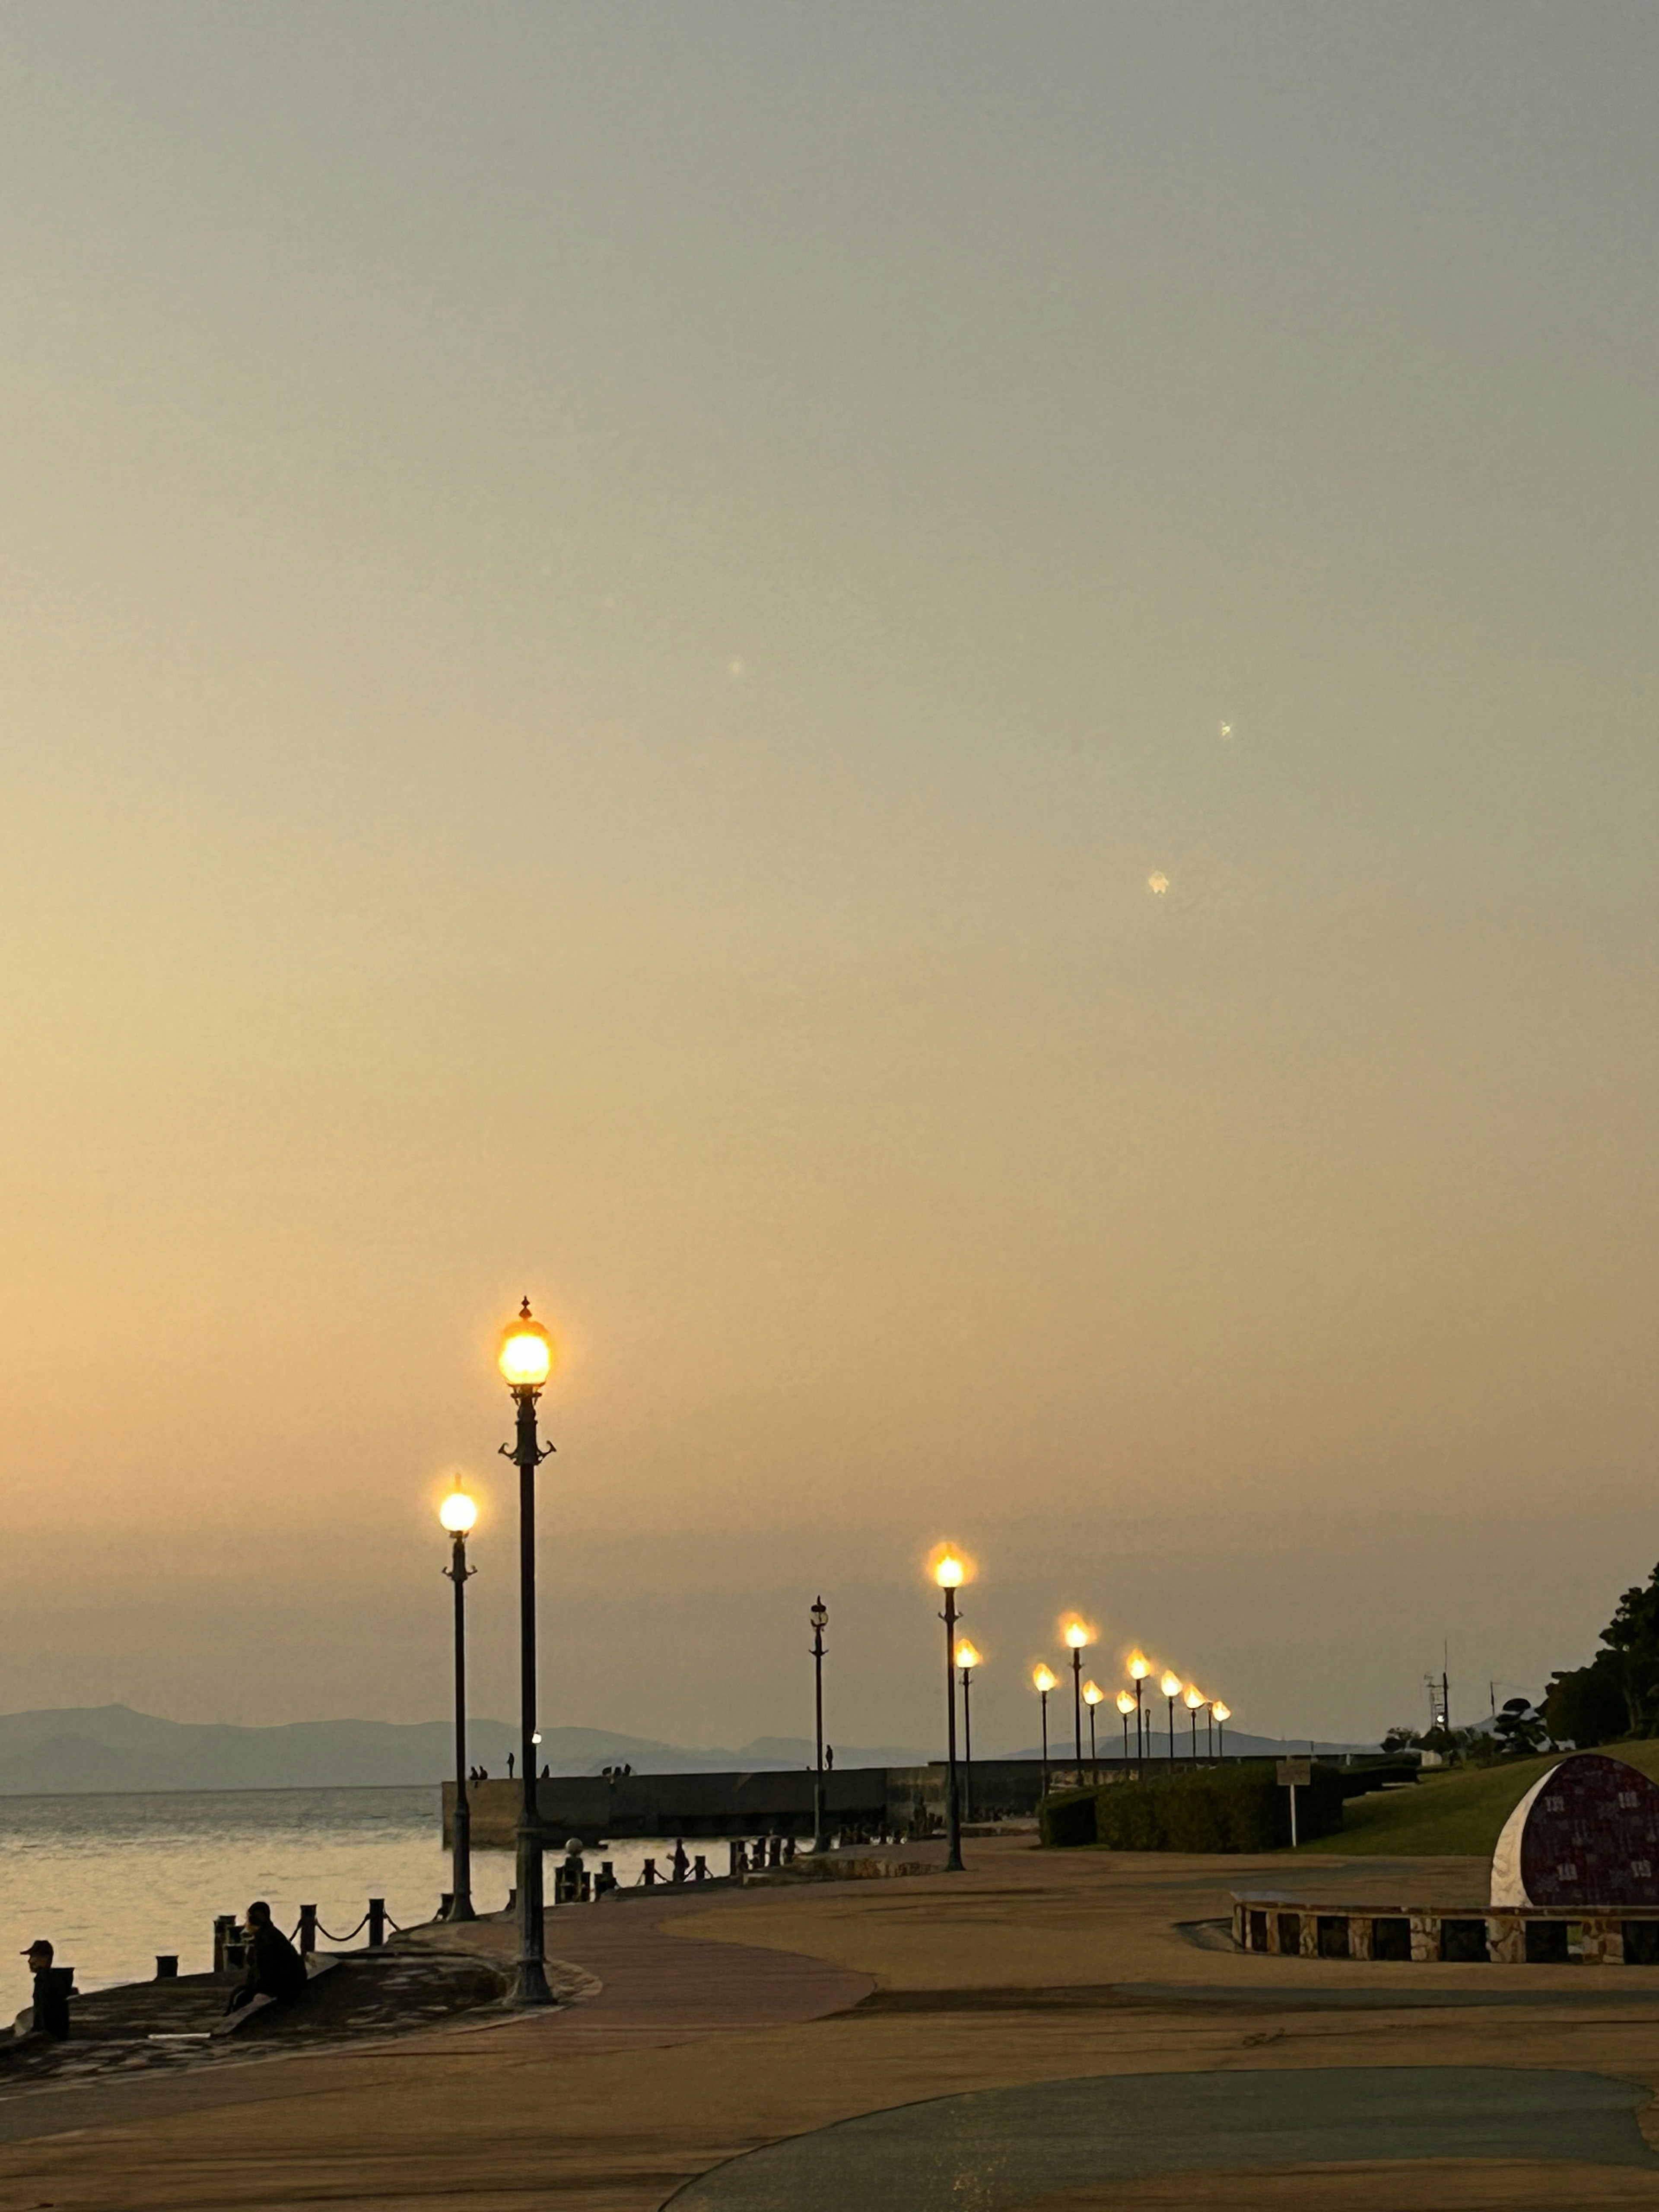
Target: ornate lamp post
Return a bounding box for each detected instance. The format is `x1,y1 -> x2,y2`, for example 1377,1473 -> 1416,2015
1082,1679 -> 1103,1779
1213,1700 -> 1231,1760
1185,1683 -> 1206,1760
497,1298 -> 556,2006
439,1483 -> 478,1920
1160,1672 -> 1182,1764
932,1551 -> 967,1872
1116,1688 -> 1135,1764
1064,1621 -> 1092,1772
956,1640 -> 981,1822
1032,1663 -> 1057,1800
810,1596 -> 830,1852
1128,1651 -> 1150,1760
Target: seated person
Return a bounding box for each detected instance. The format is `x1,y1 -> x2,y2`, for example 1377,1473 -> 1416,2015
19,1940 -> 69,2040
226,1901 -> 308,2013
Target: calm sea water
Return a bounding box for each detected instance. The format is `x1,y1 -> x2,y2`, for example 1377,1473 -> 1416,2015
0,1788 -> 696,1996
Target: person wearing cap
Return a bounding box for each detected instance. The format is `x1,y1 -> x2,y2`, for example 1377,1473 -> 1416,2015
226,1902 -> 308,2014
20,1941 -> 69,2040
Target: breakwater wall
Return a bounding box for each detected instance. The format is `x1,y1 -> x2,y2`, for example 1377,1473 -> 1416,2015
445,1761 -> 1069,1847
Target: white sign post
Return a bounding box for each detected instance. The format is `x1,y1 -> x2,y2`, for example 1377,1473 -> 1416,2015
1277,1756 -> 1313,1847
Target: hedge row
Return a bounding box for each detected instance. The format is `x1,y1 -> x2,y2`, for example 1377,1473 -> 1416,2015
1039,1764 -> 1346,1852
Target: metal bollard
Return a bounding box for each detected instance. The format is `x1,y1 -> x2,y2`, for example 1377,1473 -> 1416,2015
767,1836 -> 783,1869
693,1855 -> 708,1883
212,1915 -> 238,1976
155,1955 -> 178,1980
298,1904 -> 318,1956
367,1898 -> 386,1948
439,1891 -> 454,1921
642,1857 -> 658,1886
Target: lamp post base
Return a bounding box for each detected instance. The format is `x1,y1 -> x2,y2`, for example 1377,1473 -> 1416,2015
510,1820 -> 556,2007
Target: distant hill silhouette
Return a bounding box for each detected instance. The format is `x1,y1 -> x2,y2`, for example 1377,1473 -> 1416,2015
0,1707 -> 930,1793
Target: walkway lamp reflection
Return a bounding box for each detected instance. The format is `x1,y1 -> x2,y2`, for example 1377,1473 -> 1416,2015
498,1298 -> 556,2006
1128,1652 -> 1150,1761
1032,1663 -> 1057,1801
1064,1621 -> 1092,1770
1160,1672 -> 1182,1764
932,1551 -> 967,1872
1082,1679 -> 1103,1779
1184,1683 -> 1206,1762
438,1484 -> 478,1920
1116,1689 -> 1135,1765
956,1640 -> 981,1823
1212,1700 -> 1231,1760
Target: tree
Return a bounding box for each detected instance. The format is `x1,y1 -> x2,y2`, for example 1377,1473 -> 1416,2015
1599,1564 -> 1659,1734
1492,1697 -> 1548,1757
1543,1649 -> 1629,1748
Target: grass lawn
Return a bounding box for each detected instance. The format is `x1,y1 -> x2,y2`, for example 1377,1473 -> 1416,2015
1298,1738 -> 1659,1856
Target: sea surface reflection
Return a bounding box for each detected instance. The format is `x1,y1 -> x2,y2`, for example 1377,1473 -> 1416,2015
0,1788 -> 707,1995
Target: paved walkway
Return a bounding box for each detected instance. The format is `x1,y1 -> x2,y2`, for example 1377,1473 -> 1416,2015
4,1841 -> 1659,2209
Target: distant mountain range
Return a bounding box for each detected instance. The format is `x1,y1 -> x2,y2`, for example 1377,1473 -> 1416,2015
0,1707 -> 931,1794
0,1707 -> 1378,1795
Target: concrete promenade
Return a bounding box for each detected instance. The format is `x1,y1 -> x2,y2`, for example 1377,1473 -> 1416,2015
3,1838 -> 1659,2206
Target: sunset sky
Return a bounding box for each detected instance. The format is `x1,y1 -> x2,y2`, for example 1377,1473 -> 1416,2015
3,3 -> 1655,1756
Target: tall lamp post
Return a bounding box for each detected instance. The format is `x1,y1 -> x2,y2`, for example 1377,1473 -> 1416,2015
1128,1652 -> 1150,1760
955,1640 -> 981,1825
1160,1672 -> 1182,1764
1213,1700 -> 1231,1760
439,1483 -> 478,1920
810,1596 -> 830,1853
1064,1621 -> 1092,1773
1116,1688 -> 1135,1765
1032,1664 -> 1057,1800
1185,1684 -> 1206,1760
1082,1679 -> 1103,1780
498,1298 -> 556,2007
933,1551 -> 967,1872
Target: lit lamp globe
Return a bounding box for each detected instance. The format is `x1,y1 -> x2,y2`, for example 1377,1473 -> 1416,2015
1211,1700 -> 1232,1724
1032,1663 -> 1058,1695
439,1489 -> 478,1535
955,1639 -> 981,1672
1083,1681 -> 1103,1709
934,1550 -> 966,1591
1184,1684 -> 1205,1712
1160,1671 -> 1182,1700
1065,1621 -> 1091,1650
1128,1651 -> 1150,1682
499,1300 -> 553,1391
1116,1690 -> 1135,1717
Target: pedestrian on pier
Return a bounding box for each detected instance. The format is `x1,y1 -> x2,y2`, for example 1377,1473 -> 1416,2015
20,1940 -> 69,2040
507,1752 -> 515,1780
226,1902 -> 308,2015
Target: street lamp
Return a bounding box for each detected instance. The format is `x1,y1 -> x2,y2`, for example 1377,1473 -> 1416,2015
955,1640 -> 981,1823
1213,1700 -> 1231,1760
1128,1651 -> 1150,1761
1184,1683 -> 1206,1761
1082,1679 -> 1103,1779
1160,1672 -> 1182,1764
810,1596 -> 830,1853
497,1297 -> 556,2006
1032,1663 -> 1057,1801
438,1484 -> 478,1921
1064,1621 -> 1092,1773
932,1549 -> 967,1873
1116,1688 -> 1135,1765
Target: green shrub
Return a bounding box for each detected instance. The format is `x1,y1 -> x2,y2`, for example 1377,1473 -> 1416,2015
1039,1764 -> 1344,1852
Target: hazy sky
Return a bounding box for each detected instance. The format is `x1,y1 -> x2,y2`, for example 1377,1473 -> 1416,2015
3,3 -> 1655,1755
